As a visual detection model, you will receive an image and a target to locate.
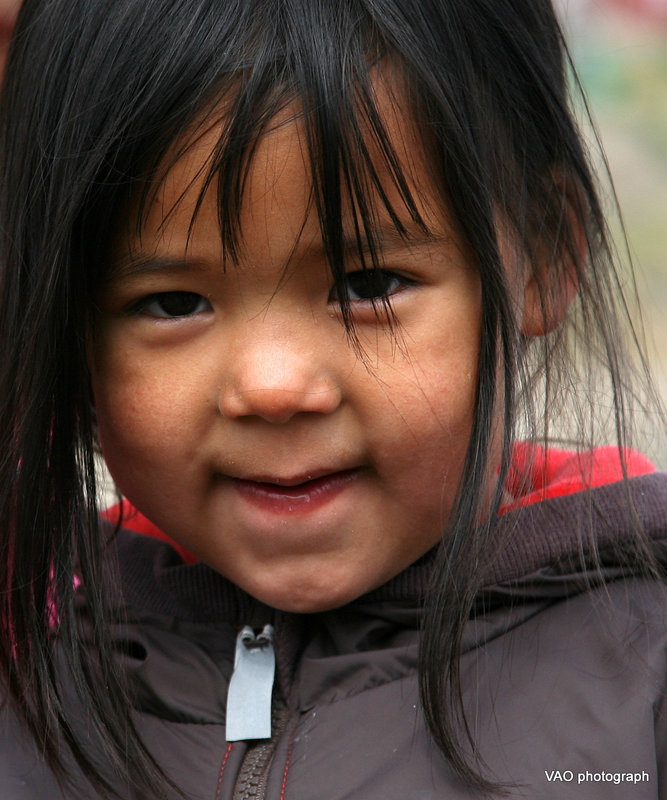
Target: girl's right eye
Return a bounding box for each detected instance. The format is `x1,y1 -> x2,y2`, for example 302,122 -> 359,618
129,291 -> 212,318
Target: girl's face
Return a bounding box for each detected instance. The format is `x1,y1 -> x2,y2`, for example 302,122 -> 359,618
91,92 -> 486,613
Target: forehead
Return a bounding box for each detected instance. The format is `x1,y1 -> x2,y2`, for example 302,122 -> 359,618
116,73 -> 450,269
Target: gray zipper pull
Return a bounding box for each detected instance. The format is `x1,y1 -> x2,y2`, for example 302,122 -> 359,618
226,624 -> 275,741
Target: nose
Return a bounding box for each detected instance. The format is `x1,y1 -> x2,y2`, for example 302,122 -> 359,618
218,326 -> 342,423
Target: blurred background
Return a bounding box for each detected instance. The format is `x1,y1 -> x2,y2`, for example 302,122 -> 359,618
556,0 -> 667,465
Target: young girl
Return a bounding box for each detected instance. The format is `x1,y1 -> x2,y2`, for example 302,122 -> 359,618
0,0 -> 665,798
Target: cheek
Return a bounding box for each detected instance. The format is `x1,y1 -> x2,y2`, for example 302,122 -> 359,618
364,289 -> 481,510
91,337 -> 202,490
381,313 -> 479,443
390,370 -> 476,496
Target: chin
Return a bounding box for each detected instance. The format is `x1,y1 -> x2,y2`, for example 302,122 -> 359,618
242,572 -> 369,614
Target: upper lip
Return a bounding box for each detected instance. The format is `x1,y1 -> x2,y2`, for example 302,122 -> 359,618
232,467 -> 357,487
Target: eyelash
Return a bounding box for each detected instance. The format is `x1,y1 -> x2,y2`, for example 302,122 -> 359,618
331,269 -> 413,304
127,270 -> 412,319
128,291 -> 212,319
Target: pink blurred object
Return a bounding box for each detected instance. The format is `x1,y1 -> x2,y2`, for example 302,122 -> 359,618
606,0 -> 667,22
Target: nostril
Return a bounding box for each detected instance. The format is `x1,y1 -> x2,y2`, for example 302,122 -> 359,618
218,383 -> 342,423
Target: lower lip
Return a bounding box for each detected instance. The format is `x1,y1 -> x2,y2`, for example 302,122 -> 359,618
232,469 -> 360,515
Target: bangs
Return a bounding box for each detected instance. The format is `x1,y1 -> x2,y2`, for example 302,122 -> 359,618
131,65 -> 434,336
96,3 -> 444,339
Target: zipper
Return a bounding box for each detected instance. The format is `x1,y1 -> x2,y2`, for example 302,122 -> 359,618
232,699 -> 290,800
226,624 -> 291,800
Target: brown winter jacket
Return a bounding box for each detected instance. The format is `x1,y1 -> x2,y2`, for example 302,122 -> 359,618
1,472 -> 666,799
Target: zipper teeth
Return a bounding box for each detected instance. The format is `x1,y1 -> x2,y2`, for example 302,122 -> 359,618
233,701 -> 290,800
234,738 -> 275,800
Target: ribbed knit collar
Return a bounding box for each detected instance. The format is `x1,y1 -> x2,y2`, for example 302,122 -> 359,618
114,472 -> 667,624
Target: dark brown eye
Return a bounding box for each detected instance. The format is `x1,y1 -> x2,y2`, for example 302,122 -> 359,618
135,291 -> 211,318
339,270 -> 403,302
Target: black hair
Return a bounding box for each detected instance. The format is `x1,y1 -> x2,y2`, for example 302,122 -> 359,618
0,0 -> 662,797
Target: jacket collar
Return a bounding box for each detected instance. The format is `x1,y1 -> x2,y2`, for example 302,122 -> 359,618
112,470 -> 667,623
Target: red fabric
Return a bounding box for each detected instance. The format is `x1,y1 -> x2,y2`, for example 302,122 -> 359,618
501,443 -> 656,512
103,444 -> 657,562
103,502 -> 199,563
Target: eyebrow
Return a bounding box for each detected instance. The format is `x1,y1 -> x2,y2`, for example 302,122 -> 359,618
341,228 -> 450,255
109,228 -> 450,281
106,255 -> 207,282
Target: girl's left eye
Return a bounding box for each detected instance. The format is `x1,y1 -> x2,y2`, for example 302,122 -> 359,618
333,269 -> 409,303
130,291 -> 212,318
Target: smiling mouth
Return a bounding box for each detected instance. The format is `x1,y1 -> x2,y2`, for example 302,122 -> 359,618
231,468 -> 360,513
